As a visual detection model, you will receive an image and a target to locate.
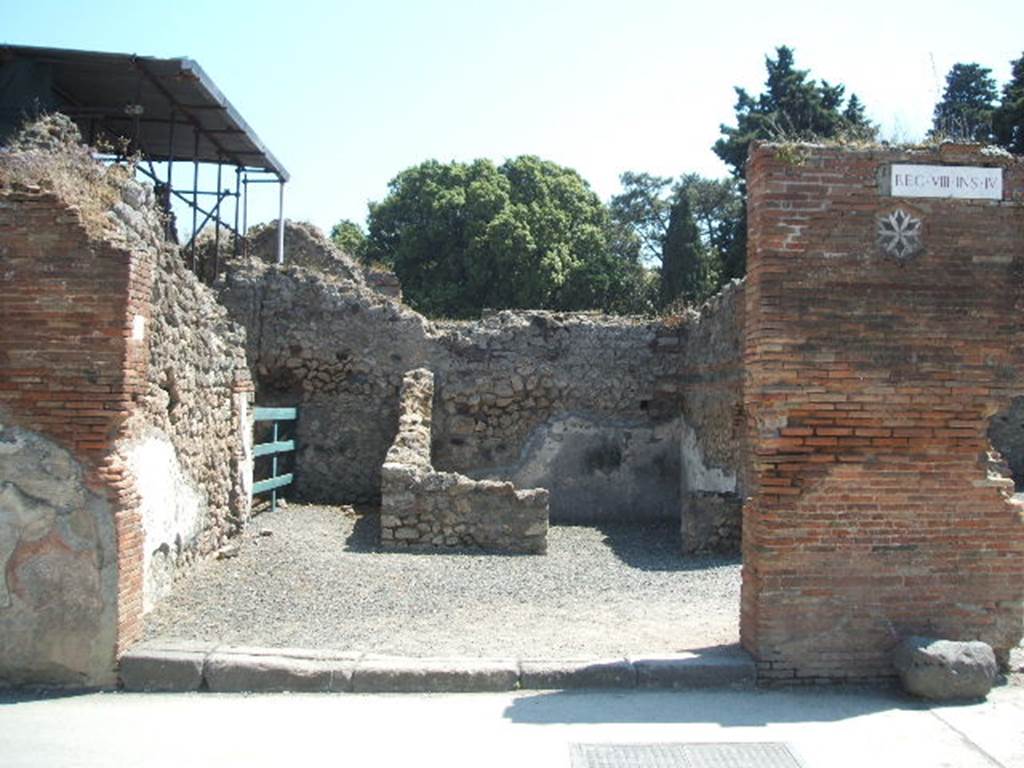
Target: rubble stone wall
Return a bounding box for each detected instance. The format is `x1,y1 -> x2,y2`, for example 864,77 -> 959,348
432,311 -> 688,525
678,282 -> 747,553
380,369 -> 549,553
742,143 -> 1024,683
130,224 -> 254,613
219,257 -> 746,539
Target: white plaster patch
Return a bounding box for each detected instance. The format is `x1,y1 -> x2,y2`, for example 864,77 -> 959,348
236,393 -> 253,501
680,420 -> 736,494
131,314 -> 146,341
124,428 -> 204,613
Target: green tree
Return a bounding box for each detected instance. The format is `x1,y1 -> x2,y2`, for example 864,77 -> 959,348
676,174 -> 742,280
712,46 -> 873,280
330,218 -> 367,259
610,172 -> 742,303
714,45 -> 875,181
365,156 -> 648,318
932,63 -> 998,142
660,195 -> 705,306
994,53 -> 1024,153
609,172 -> 674,264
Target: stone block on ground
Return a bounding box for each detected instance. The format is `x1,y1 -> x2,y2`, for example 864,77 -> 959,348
893,636 -> 997,700
519,659 -> 636,689
204,651 -> 348,693
119,648 -> 208,692
351,657 -> 518,693
631,646 -> 755,689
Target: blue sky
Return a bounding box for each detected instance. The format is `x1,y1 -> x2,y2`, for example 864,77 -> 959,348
5,0 -> 1024,233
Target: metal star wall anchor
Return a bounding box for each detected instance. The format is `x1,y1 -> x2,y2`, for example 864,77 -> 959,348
877,209 -> 923,261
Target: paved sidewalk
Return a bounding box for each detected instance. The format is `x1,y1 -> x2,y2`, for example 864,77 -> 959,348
1,684 -> 1021,767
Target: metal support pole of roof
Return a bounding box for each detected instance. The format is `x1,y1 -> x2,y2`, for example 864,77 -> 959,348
186,190 -> 231,251
277,179 -> 285,266
214,157 -> 222,281
212,159 -> 221,282
233,167 -> 241,257
135,163 -> 240,238
166,110 -> 175,240
242,176 -> 249,248
190,127 -> 199,271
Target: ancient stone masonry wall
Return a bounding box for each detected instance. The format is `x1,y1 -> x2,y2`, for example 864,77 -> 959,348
220,255 -> 746,539
0,119 -> 253,686
219,259 -> 436,506
246,221 -> 367,282
988,396 -> 1024,490
678,281 -> 747,553
431,311 -> 688,525
380,368 -> 549,553
130,230 -> 254,613
219,243 -> 747,540
742,143 -> 1024,683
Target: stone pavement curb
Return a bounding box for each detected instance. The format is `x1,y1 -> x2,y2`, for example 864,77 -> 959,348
119,643 -> 755,693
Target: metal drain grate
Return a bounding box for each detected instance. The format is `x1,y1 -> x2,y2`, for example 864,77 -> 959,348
569,742 -> 804,768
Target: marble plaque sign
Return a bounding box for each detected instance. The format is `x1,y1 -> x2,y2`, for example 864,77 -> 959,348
890,164 -> 1002,200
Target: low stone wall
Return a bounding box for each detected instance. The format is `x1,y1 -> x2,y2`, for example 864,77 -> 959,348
380,369 -> 548,553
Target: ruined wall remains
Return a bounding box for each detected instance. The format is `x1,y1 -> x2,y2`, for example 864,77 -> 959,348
381,368 -> 549,552
220,260 -> 432,505
246,220 -> 366,282
742,143 -> 1024,683
220,253 -> 746,540
989,396 -> 1024,490
0,118 -> 252,686
678,281 -> 747,553
431,311 -> 687,525
130,230 -> 254,612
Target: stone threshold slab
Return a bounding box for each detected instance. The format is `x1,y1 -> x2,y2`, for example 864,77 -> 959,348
119,643 -> 755,693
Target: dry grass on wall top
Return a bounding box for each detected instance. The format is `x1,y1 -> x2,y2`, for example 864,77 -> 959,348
0,114 -> 159,246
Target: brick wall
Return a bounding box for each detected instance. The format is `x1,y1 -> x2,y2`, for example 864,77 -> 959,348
1,173 -> 252,686
742,143 -> 1024,682
0,188 -> 152,682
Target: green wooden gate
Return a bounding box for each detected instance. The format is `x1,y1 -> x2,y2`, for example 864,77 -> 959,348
252,406 -> 296,513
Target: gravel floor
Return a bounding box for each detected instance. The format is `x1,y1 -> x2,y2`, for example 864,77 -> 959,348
144,504 -> 741,658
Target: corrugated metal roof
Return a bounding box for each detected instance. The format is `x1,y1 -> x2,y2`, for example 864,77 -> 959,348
0,44 -> 288,180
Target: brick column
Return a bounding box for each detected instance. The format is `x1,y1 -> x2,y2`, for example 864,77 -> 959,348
0,189 -> 155,681
741,144 -> 1024,682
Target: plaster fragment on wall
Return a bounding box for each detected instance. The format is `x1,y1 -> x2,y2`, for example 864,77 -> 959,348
680,419 -> 736,494
124,427 -> 204,613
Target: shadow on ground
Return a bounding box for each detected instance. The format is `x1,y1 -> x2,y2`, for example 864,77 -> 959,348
345,514 -> 741,571
343,509 -> 379,552
503,684 -> 922,726
594,522 -> 740,573
0,689 -> 100,706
